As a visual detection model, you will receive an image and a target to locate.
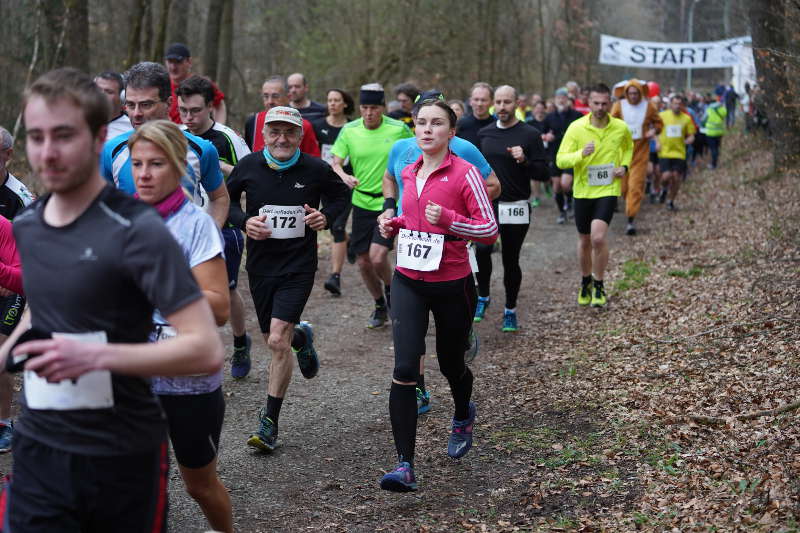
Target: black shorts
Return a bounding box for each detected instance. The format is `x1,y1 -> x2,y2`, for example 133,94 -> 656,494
249,271 -> 315,333
0,294 -> 25,336
328,190 -> 353,243
5,434 -> 168,533
574,196 -> 617,234
222,227 -> 244,289
159,388 -> 225,469
555,168 -> 575,177
349,205 -> 394,256
659,158 -> 687,174
649,151 -> 659,165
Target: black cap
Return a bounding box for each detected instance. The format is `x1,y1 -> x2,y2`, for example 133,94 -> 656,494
165,43 -> 191,60
413,90 -> 445,111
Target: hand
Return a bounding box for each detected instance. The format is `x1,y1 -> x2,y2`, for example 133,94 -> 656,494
303,204 -> 326,231
341,174 -> 359,189
582,142 -> 595,157
506,146 -> 525,164
0,287 -> 12,298
18,338 -> 101,383
543,132 -> 556,143
378,215 -> 394,239
645,128 -> 657,139
425,201 -> 442,225
613,166 -> 627,178
245,215 -> 272,240
378,208 -> 395,225
685,135 -> 695,145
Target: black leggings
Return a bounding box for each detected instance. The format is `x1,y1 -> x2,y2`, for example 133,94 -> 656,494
475,222 -> 529,309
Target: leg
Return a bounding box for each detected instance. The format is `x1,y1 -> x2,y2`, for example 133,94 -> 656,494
590,220 -> 610,280
178,459 -> 232,533
474,242 -> 493,298
499,223 -> 529,310
265,318 -> 295,398
331,240 -> 347,274
369,242 -> 393,288
578,233 -> 592,276
229,289 -> 246,337
356,253 -> 384,299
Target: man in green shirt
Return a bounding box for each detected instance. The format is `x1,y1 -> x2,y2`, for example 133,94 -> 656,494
331,83 -> 413,328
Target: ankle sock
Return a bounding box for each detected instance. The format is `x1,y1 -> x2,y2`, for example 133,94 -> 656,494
234,334 -> 248,348
265,395 -> 283,424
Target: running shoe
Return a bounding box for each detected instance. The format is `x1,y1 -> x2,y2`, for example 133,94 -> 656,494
502,310 -> 518,332
473,296 -> 490,323
464,327 -> 479,364
367,305 -> 388,329
667,201 -> 677,211
379,461 -> 417,492
659,189 -> 668,204
578,284 -> 592,306
448,402 -> 476,459
591,283 -> 607,308
324,273 -> 341,296
231,334 -> 252,379
556,213 -> 566,225
0,421 -> 12,453
530,197 -> 540,208
247,409 -> 280,453
294,321 -> 319,379
416,387 -> 431,415
625,222 -> 637,236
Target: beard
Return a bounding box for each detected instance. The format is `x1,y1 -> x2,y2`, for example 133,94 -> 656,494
37,151 -> 96,194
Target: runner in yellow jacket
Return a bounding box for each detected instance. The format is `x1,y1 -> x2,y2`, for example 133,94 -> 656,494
557,83 -> 633,308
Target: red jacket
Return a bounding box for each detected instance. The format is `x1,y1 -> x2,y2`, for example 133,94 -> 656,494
387,151 -> 497,282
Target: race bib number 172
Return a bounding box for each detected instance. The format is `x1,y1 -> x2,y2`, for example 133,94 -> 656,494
258,205 -> 305,239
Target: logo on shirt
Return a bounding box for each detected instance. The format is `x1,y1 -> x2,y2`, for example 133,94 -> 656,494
440,176 -> 449,182
79,247 -> 98,261
321,129 -> 328,135
294,182 -> 306,189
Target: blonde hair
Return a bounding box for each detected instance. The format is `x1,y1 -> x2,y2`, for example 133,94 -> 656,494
127,120 -> 188,182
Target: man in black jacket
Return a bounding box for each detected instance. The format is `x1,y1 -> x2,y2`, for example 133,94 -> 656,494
227,106 -> 349,454
544,88 -> 584,224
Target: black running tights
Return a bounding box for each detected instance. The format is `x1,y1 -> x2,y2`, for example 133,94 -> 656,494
474,222 -> 529,309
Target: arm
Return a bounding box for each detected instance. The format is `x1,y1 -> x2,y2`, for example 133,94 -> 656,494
206,184 -> 231,228
332,155 -> 358,189
192,257 -> 230,326
219,162 -> 234,177
380,169 -> 399,220
555,127 -> 584,170
485,171 -> 501,200
316,166 -> 350,229
0,309 -> 31,370
434,167 -> 498,244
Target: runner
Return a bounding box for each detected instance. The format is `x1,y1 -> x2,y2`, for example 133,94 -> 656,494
376,98 -> 497,492
243,75 -> 321,157
100,61 -> 231,228
526,100 -> 551,208
556,83 -> 633,308
448,99 -> 466,121
312,89 -> 355,297
175,75 -> 255,379
544,87 -> 584,224
456,82 -> 494,148
330,84 -> 413,329
94,71 -> 132,138
227,106 -> 349,453
3,67 -> 223,532
287,73 -> 327,121
129,120 -> 233,533
610,79 -> 663,235
380,90 -> 501,415
702,96 -> 727,170
474,85 -> 547,331
0,126 -> 34,453
165,43 -> 227,124
387,83 -> 420,131
657,94 -> 696,210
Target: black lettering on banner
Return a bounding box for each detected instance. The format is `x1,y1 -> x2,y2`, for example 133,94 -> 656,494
647,46 -> 663,63
661,48 -> 678,65
699,46 -> 712,62
679,48 -> 696,65
630,45 -> 646,63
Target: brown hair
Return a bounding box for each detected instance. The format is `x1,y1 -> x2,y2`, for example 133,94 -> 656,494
23,67 -> 110,138
415,99 -> 458,128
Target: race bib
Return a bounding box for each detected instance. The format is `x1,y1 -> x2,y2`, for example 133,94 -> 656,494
628,123 -> 642,140
258,205 -> 305,239
467,242 -> 478,273
155,325 -> 177,341
587,164 -> 614,186
498,200 -> 530,225
396,229 -> 444,272
321,144 -> 334,165
24,331 -> 114,411
666,124 -> 682,138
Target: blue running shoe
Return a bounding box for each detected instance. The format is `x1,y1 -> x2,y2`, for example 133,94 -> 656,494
231,334 -> 252,379
502,310 -> 518,332
464,327 -> 479,364
294,321 -> 319,379
416,388 -> 431,415
247,409 -> 279,453
473,296 -> 490,323
448,402 -> 476,459
0,421 -> 12,453
380,461 -> 418,492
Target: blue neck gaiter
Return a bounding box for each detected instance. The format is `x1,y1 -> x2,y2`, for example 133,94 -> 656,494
263,148 -> 301,171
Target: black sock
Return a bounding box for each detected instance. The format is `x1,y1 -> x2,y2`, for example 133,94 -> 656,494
447,367 -> 474,421
265,395 -> 283,424
384,285 -> 391,308
389,383 -> 418,466
291,327 -> 306,351
330,272 -> 340,279
375,296 -> 386,308
593,278 -> 604,290
555,192 -> 565,213
628,217 -> 634,224
234,334 -> 247,348
566,191 -> 573,207
417,373 -> 425,393
581,275 -> 592,287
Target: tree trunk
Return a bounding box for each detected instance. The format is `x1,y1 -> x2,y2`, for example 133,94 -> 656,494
125,0 -> 145,68
749,0 -> 800,169
204,0 -> 224,80
62,0 -> 88,71
141,1 -> 153,62
168,0 -> 189,44
217,0 -> 234,91
151,0 -> 173,61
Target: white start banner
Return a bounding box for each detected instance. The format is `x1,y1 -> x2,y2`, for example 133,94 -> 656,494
598,34 -> 751,69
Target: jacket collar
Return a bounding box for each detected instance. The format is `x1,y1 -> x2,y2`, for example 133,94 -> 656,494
411,148 -> 455,176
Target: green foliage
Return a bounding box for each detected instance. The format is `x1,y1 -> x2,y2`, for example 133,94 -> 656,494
614,259 -> 651,292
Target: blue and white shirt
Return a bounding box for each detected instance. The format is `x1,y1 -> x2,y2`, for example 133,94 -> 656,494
100,129 -> 224,205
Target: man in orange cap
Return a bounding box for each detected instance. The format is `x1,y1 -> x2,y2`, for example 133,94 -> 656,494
611,80 -> 663,235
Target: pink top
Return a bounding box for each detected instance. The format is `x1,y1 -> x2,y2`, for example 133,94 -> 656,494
386,151 -> 498,282
0,217 -> 23,295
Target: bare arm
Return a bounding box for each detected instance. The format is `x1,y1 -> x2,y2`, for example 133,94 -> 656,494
485,171 -> 501,200
379,169 -> 398,222
219,162 -> 234,177
332,155 -> 358,189
192,257 -> 230,326
206,183 -> 231,229
0,309 -> 31,371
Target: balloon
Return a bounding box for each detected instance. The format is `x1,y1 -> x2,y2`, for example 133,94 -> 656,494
647,81 -> 661,97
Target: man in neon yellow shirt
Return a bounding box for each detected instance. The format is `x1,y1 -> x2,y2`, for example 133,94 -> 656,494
331,83 -> 413,328
556,83 -> 633,308
657,95 -> 696,211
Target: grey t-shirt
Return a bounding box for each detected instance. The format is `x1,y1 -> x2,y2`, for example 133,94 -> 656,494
12,186 -> 202,456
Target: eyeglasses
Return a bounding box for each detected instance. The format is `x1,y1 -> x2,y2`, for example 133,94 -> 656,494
265,128 -> 301,139
124,100 -> 161,112
179,106 -> 206,117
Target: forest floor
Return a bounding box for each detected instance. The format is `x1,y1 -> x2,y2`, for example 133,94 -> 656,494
4,129 -> 798,532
